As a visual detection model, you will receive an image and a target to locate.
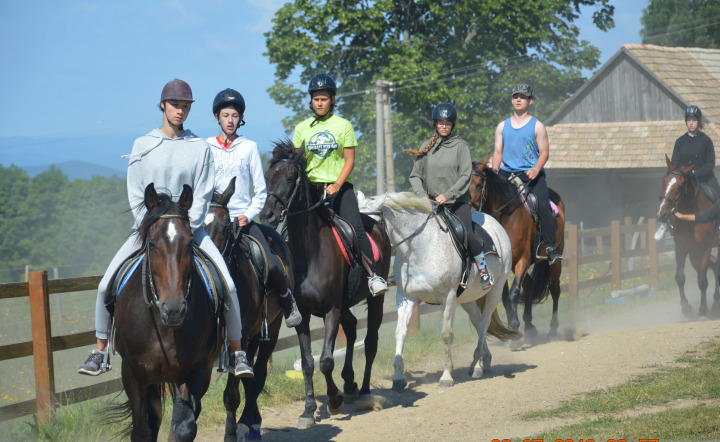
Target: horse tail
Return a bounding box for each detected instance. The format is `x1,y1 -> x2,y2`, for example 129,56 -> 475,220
520,260 -> 552,304
102,383 -> 168,439
477,296 -> 521,341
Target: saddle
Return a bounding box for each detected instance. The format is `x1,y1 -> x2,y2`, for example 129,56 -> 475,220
105,245 -> 226,317
437,207 -> 498,295
508,174 -> 560,261
700,181 -> 720,203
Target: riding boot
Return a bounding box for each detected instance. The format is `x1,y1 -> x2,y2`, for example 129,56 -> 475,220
474,253 -> 493,290
546,247 -> 563,265
279,289 -> 302,328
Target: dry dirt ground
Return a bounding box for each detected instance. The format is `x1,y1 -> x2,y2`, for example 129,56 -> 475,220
198,295 -> 720,441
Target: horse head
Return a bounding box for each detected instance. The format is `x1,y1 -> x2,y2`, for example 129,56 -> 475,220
139,183 -> 194,327
657,154 -> 696,228
470,155 -> 491,210
260,139 -> 307,229
205,177 -> 235,255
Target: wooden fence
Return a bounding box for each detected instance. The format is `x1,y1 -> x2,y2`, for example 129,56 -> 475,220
0,217 -> 675,424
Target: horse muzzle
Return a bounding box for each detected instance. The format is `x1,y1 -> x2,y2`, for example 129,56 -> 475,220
654,221 -> 669,241
160,300 -> 187,327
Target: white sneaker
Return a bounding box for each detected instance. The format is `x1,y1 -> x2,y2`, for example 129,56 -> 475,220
368,275 -> 388,296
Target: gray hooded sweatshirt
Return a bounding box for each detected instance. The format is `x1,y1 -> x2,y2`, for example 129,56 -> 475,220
122,128 -> 214,231
409,133 -> 472,205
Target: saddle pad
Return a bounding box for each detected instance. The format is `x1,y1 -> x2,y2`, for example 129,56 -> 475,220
107,252 -> 144,304
332,225 -> 380,266
193,245 -> 227,314
519,191 -> 560,217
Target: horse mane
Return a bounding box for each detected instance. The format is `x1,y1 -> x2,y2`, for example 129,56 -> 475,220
134,191 -> 188,240
269,138 -> 307,171
483,167 -> 523,210
211,191 -> 224,205
383,192 -> 433,213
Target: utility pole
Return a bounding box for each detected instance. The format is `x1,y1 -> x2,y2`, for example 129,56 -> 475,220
375,80 -> 386,195
382,81 -> 396,192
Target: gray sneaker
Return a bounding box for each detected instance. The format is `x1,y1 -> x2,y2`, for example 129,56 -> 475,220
368,275 -> 388,296
230,351 -> 254,378
280,292 -> 302,328
78,349 -> 111,376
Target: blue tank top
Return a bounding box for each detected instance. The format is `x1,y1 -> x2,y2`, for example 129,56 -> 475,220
501,116 -> 540,173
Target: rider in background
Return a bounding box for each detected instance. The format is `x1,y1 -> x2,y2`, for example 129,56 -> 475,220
492,83 -> 562,265
671,105 -> 720,201
206,88 -> 301,328
292,73 -> 388,296
78,79 -> 253,378
405,102 -> 493,289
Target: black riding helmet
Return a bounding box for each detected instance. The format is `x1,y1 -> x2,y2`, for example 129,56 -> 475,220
432,102 -> 457,123
307,73 -> 337,95
213,88 -> 246,126
685,105 -> 702,120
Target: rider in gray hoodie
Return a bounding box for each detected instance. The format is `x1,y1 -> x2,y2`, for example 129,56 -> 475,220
78,79 -> 253,378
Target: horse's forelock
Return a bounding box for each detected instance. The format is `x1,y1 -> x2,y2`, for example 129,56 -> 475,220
383,192 -> 433,213
137,192 -> 186,240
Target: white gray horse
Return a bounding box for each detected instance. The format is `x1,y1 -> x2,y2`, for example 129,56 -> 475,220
359,192 -> 516,389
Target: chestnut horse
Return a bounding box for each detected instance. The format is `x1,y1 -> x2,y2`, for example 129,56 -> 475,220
470,155 -> 565,339
259,140 -> 391,429
655,155 -> 720,317
110,184 -> 219,441
204,177 -> 294,441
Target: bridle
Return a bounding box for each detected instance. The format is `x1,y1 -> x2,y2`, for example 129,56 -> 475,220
265,159 -> 331,223
658,169 -> 697,225
471,168 -> 523,217
142,213 -> 193,309
209,202 -> 236,258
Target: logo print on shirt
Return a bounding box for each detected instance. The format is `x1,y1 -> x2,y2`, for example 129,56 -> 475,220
307,131 -> 338,158
523,137 -> 539,164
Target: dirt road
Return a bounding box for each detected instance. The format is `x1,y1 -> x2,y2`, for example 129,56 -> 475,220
199,296 -> 720,441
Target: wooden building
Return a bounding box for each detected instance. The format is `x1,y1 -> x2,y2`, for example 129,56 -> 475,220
543,44 -> 720,227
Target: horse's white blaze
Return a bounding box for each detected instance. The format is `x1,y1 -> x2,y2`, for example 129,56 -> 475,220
166,222 -> 178,242
204,213 -> 216,226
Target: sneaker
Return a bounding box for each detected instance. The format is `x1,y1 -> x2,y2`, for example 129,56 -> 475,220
476,264 -> 494,290
229,351 -> 254,378
368,275 -> 388,296
280,292 -> 302,328
78,349 -> 111,376
546,247 -> 563,265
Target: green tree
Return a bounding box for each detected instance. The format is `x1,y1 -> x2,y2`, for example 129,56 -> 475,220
0,165 -> 31,282
641,0 -> 720,48
265,0 -> 614,193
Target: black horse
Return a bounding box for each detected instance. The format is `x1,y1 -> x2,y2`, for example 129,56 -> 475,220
110,183 -> 219,441
204,177 -> 294,440
259,140 -> 391,429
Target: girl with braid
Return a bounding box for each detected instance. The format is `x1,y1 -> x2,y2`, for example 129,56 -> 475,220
405,102 -> 493,289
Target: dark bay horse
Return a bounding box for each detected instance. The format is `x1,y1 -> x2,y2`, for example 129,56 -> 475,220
655,155 -> 720,317
204,177 -> 293,441
259,140 -> 391,429
111,184 -> 219,441
471,155 -> 565,339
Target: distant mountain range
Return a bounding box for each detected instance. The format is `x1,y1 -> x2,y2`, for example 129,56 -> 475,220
23,161 -> 125,180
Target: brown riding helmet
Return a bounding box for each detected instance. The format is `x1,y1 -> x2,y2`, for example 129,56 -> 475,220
160,79 -> 194,103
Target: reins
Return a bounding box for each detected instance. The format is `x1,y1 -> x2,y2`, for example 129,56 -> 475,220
266,158 -> 331,222
473,169 -> 523,217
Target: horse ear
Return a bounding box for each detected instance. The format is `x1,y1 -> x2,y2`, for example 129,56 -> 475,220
178,184 -> 193,212
221,177 -> 236,206
144,183 -> 158,212
481,154 -> 489,166
665,154 -> 673,170
681,164 -> 695,175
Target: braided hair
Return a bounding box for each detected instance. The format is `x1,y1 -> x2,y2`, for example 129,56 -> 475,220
403,132 -> 440,157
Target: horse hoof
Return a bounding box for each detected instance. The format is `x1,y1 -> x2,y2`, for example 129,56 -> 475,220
235,423 -> 250,442
328,398 -> 344,415
682,303 -> 693,318
247,425 -> 262,441
510,338 -> 523,350
392,379 -> 407,391
471,367 -> 484,379
438,379 -> 454,388
524,326 -> 539,339
297,416 -> 315,429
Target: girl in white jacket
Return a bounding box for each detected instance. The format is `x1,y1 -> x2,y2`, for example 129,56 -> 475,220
207,88 -> 301,327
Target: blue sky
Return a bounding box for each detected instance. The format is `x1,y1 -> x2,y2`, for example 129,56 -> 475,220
0,0 -> 648,173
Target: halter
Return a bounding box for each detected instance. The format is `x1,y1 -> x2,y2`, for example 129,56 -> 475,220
142,213 -> 193,309
265,158 -> 330,223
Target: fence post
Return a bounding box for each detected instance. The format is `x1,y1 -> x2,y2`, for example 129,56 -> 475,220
566,223 -> 578,308
29,270 -> 55,426
648,218 -> 659,291
624,216 -> 632,251
611,220 -> 621,290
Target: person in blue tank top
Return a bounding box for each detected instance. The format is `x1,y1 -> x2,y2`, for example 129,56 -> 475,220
492,83 -> 562,265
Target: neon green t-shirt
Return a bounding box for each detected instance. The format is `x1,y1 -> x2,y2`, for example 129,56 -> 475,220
292,115 -> 357,183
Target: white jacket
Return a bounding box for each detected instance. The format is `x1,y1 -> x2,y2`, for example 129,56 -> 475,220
206,135 -> 267,221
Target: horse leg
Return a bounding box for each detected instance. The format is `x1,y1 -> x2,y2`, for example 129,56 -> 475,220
548,263 -> 562,338
460,301 -> 488,379
393,291 -> 417,391
146,383 -> 163,441
339,307 -> 359,399
320,307 -> 343,415
239,317 -> 282,441
170,371 -> 204,442
296,317 -> 318,429
121,360 -> 152,442
438,295 -> 457,388
692,251 -> 710,317
676,248 -> 692,317
360,293 -> 384,395
222,367 -> 242,442
713,248 -> 720,318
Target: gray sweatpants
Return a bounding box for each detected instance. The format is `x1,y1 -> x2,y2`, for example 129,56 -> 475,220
94,227 -> 242,340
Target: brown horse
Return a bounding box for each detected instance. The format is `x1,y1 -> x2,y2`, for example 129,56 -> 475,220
470,155 -> 565,339
655,155 -> 720,317
259,140 -> 392,429
204,177 -> 293,441
110,183 -> 220,441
